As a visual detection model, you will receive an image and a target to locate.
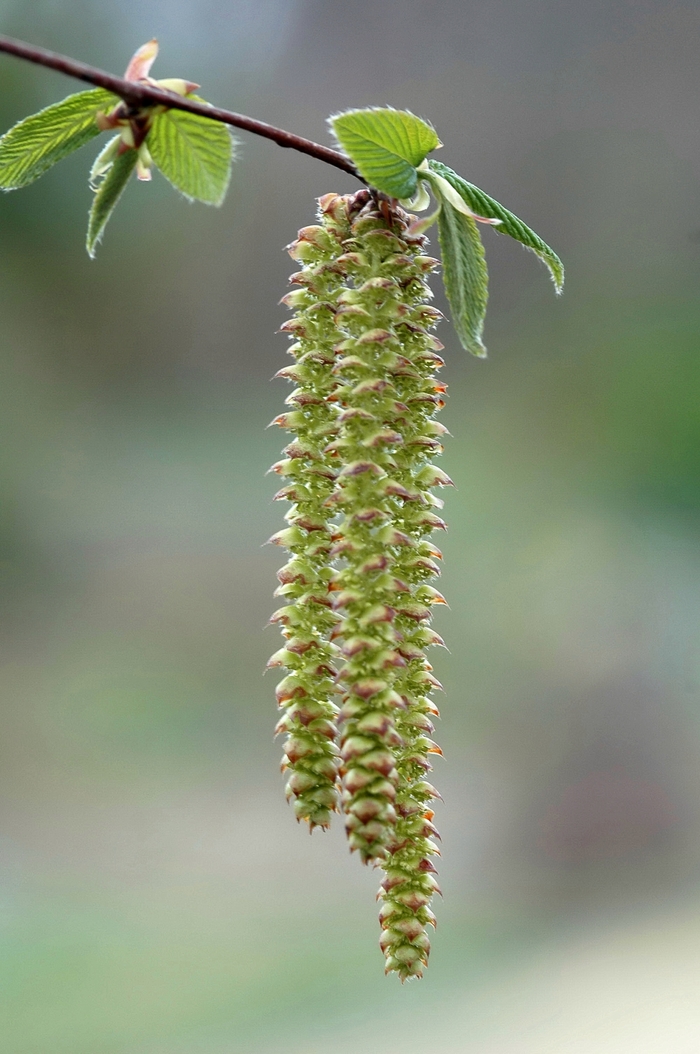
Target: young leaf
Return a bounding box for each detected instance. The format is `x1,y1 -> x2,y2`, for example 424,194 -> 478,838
86,147 -> 138,257
408,200 -> 442,237
329,108 -> 440,199
147,97 -> 234,205
428,159 -> 564,292
436,197 -> 489,357
89,134 -> 121,188
0,89 -> 118,190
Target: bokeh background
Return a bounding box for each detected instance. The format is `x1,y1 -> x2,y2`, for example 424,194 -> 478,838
0,1 -> 699,1050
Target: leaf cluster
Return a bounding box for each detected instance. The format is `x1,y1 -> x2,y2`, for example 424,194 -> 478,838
330,107 -> 563,355
0,41 -> 563,354
0,83 -> 234,256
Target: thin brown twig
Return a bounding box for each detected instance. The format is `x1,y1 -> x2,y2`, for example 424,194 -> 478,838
0,33 -> 362,181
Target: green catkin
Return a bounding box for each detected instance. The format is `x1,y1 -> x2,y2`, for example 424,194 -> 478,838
268,196 -> 354,830
328,193 -> 446,980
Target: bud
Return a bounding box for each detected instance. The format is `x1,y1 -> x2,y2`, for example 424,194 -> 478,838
124,39 -> 159,82
154,77 -> 200,96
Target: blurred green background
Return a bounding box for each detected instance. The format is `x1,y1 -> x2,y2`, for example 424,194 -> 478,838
0,1 -> 700,1050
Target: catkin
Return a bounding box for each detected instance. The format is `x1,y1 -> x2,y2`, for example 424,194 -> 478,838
329,193 -> 446,979
268,196 -> 352,830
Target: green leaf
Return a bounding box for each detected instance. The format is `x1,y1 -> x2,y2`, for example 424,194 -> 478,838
428,159 -> 564,292
147,97 -> 234,205
0,89 -> 118,190
86,147 -> 138,258
436,196 -> 489,357
329,108 -> 440,199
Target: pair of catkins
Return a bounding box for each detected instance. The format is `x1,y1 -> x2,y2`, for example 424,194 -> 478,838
269,189 -> 449,981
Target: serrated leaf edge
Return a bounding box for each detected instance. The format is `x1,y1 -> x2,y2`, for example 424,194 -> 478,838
436,198 -> 489,357
86,147 -> 138,258
328,107 -> 441,198
427,159 -> 564,293
328,106 -> 442,155
147,96 -> 234,206
0,88 -> 119,191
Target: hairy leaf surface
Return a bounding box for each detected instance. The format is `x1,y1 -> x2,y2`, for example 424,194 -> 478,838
436,197 -> 489,356
86,147 -> 137,257
0,89 -> 118,189
330,108 -> 440,199
428,159 -> 564,292
148,97 -> 234,205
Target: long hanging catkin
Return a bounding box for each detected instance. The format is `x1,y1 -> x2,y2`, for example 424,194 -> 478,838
328,193 -> 447,980
268,196 -> 353,831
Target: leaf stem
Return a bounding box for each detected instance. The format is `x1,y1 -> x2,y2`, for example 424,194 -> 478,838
0,34 -> 362,181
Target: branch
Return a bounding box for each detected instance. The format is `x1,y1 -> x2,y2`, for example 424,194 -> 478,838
0,34 -> 362,181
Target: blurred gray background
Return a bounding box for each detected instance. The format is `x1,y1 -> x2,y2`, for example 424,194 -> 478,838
0,1 -> 700,1050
